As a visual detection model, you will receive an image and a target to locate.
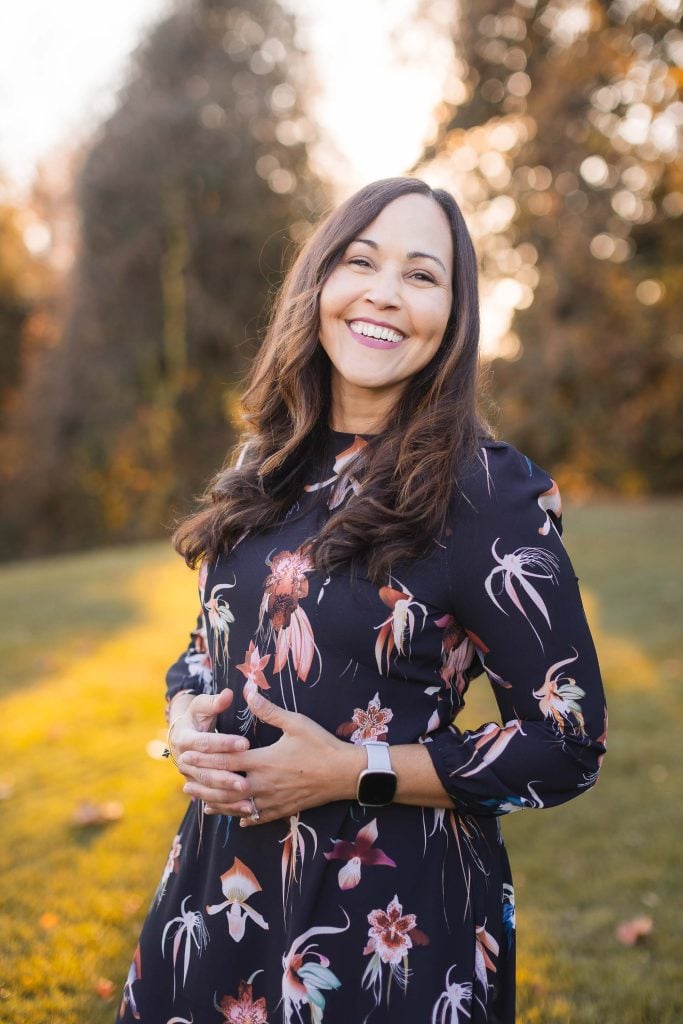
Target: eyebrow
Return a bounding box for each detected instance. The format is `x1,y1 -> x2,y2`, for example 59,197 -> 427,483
353,237 -> 447,275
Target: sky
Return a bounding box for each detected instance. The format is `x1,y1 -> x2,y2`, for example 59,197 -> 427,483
0,0 -> 455,200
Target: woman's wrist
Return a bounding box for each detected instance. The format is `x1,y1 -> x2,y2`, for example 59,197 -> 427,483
329,741 -> 366,802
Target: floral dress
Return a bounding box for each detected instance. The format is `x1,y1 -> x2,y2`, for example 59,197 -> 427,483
117,432 -> 607,1024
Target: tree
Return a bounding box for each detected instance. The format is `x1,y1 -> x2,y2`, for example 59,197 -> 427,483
3,0 -> 329,557
417,0 -> 683,492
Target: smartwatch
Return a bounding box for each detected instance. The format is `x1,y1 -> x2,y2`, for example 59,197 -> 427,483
356,741 -> 397,807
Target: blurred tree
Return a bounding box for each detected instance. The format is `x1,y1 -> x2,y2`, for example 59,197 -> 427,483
2,0 -> 329,558
418,0 -> 683,493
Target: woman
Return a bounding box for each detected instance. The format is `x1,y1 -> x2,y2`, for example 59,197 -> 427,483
117,177 -> 607,1023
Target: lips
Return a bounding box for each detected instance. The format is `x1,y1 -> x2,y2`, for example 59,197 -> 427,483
346,322 -> 405,350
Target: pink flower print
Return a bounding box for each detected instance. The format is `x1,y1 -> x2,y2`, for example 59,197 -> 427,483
259,547 -> 317,683
206,858 -> 269,943
364,895 -> 423,965
537,479 -> 562,535
456,719 -> 525,779
345,693 -> 393,744
434,615 -> 475,696
324,818 -> 396,889
236,641 -> 271,692
304,436 -> 368,509
532,648 -> 586,734
217,980 -> 268,1023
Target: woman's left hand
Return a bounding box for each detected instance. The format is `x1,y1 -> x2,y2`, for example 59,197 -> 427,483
179,683 -> 364,824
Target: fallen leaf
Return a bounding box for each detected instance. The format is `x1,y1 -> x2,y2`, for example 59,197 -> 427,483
72,800 -> 124,827
39,912 -> 59,931
615,915 -> 654,946
95,978 -> 115,999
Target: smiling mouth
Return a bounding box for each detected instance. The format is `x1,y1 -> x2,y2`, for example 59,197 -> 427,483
346,320 -> 406,350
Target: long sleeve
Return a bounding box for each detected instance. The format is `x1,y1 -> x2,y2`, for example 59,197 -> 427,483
424,441 -> 607,815
164,609 -> 214,711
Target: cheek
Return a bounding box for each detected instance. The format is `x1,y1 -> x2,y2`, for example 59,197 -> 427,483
319,271 -> 350,322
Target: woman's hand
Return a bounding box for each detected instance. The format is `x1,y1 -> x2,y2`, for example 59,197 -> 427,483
168,689 -> 253,817
179,683 -> 364,824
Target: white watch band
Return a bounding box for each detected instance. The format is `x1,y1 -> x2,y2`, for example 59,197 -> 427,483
363,741 -> 392,772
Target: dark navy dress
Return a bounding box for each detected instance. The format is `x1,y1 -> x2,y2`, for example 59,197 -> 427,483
117,433 -> 607,1024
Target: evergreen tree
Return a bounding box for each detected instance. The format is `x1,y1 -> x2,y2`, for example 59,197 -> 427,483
3,0 -> 329,556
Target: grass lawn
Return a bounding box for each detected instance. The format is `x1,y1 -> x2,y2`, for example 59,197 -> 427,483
0,499 -> 681,1023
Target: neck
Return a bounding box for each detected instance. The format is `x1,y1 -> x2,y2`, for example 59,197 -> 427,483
328,376 -> 401,435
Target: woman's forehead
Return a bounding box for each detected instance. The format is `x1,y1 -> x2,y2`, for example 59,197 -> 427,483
350,194 -> 453,266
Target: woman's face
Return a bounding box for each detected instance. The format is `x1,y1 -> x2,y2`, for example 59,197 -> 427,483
318,193 -> 454,419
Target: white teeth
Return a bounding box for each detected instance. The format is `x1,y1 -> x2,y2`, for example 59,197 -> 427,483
349,320 -> 404,344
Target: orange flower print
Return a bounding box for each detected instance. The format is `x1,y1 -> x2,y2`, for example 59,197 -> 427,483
217,979 -> 268,1023
236,641 -> 272,733
336,693 -> 393,744
304,435 -> 368,509
206,858 -> 269,943
474,922 -> 499,1004
374,579 -> 427,674
259,548 -> 318,684
532,649 -> 586,735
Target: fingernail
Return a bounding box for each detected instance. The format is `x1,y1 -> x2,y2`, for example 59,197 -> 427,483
239,819 -> 247,828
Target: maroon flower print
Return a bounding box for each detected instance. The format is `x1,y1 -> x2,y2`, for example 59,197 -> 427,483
218,979 -> 268,1023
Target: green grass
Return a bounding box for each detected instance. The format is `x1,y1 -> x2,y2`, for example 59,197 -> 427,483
0,501 -> 682,1023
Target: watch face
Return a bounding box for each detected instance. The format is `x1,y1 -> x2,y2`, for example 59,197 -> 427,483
357,770 -> 397,807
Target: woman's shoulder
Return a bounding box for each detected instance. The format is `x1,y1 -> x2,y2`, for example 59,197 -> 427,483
452,437 -> 562,533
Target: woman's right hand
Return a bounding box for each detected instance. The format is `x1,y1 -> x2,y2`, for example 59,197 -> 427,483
168,689 -> 254,815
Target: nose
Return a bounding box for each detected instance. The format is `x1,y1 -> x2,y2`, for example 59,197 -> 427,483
363,265 -> 402,308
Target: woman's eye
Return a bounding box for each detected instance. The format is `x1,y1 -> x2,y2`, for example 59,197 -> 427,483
348,257 -> 372,268
411,271 -> 436,283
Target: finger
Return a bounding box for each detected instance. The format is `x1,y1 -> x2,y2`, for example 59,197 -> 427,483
183,780 -> 246,805
181,763 -> 248,793
187,731 -> 250,756
190,688 -> 234,722
245,684 -> 300,732
204,800 -> 254,817
180,748 -> 249,772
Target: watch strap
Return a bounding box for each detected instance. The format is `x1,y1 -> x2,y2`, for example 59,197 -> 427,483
363,741 -> 392,772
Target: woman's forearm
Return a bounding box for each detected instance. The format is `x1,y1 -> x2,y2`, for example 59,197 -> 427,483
331,741 -> 453,809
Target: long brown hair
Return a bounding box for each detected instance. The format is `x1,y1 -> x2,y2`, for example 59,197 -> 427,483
174,177 -> 492,581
